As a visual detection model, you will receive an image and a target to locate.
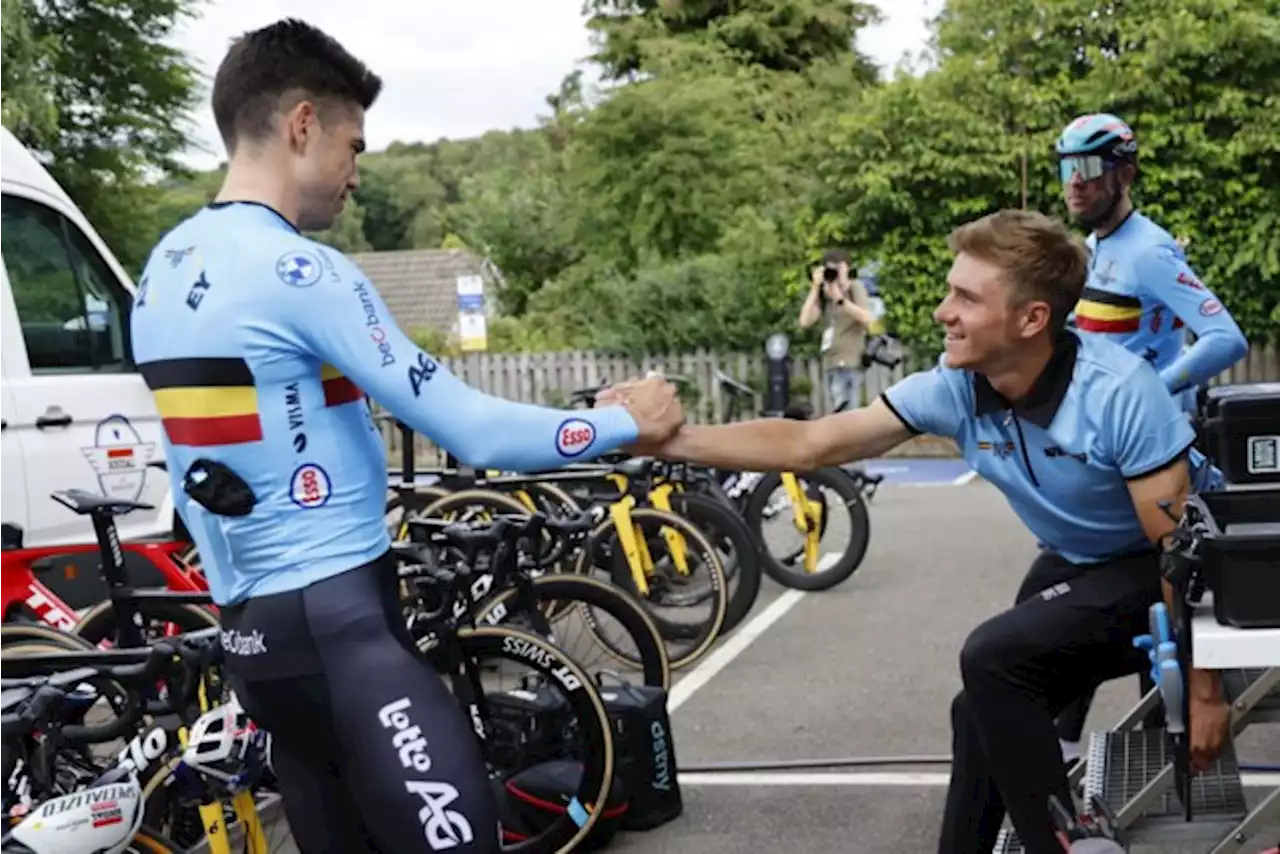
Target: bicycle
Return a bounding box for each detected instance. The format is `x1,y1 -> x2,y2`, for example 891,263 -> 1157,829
1,490 -> 218,650
0,624 -> 224,850
397,542 -> 621,854
400,511 -> 672,690
701,370 -> 872,591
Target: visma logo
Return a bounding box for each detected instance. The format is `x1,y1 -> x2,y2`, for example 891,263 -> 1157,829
378,697 -> 474,850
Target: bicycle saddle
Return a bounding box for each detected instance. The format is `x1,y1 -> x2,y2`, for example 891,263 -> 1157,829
612,457 -> 655,479
49,489 -> 154,517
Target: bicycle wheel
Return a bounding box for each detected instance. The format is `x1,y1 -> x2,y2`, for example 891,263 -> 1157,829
577,507 -> 728,671
666,491 -> 762,634
744,467 -> 870,591
472,574 -> 671,690
0,624 -> 140,749
386,485 -> 453,540
127,829 -> 185,852
418,625 -> 616,854
421,489 -> 575,593
74,599 -> 220,647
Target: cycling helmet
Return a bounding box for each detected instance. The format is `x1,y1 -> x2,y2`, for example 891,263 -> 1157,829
1056,113 -> 1137,160
182,693 -> 265,786
1055,113 -> 1138,185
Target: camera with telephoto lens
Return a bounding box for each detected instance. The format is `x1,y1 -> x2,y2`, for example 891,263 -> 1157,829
822,265 -> 839,283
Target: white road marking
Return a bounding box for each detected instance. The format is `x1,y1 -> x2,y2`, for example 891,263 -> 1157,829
951,470 -> 979,486
667,586 -> 808,713
681,771 -> 951,786
678,770 -> 1280,788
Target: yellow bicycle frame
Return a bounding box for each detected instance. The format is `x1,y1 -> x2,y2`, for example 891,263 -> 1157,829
174,670 -> 270,854
779,472 -> 824,573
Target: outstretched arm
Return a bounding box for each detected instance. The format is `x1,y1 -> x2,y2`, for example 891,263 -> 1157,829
652,399 -> 913,472
641,362 -> 966,471
280,247 -> 640,471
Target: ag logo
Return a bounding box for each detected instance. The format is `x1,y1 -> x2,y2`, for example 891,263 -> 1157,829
555,418 -> 596,458
290,463 -> 332,509
81,415 -> 158,502
408,352 -> 438,397
276,251 -> 322,288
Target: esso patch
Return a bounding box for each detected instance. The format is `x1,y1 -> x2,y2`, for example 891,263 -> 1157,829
290,463 -> 332,508
1199,298 -> 1223,317
555,418 -> 596,458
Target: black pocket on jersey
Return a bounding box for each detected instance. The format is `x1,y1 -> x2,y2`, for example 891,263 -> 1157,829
183,458 -> 258,517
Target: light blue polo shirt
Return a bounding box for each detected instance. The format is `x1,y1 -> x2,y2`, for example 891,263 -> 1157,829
881,332 -> 1196,564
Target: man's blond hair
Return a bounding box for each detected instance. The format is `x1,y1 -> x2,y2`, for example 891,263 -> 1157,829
947,209 -> 1089,335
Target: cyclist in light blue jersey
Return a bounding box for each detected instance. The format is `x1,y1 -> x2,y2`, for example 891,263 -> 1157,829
130,19 -> 682,854
1052,112 -> 1247,767
1055,113 -> 1248,410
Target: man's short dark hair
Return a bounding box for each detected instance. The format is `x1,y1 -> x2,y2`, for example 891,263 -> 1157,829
822,248 -> 852,266
212,18 -> 383,152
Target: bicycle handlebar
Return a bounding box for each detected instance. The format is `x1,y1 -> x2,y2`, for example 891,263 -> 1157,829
0,627 -> 221,744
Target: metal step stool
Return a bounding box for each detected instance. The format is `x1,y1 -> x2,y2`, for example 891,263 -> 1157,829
991,728 -> 1249,853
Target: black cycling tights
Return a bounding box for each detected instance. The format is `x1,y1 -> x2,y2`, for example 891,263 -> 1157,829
939,550 -> 1160,854
218,555 -> 500,853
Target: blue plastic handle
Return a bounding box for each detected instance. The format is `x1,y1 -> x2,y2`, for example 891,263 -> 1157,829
1134,603 -> 1184,719
1158,649 -> 1185,735
1150,602 -> 1172,646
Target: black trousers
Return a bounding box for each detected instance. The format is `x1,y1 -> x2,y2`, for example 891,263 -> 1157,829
938,550 -> 1161,854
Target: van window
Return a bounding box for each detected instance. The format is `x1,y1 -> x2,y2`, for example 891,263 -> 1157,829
1,193 -> 133,374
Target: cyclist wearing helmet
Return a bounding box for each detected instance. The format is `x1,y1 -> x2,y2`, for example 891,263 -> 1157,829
1056,113 -> 1248,411
1052,113 -> 1247,766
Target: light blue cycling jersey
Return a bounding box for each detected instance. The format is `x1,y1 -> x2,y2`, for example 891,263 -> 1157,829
1072,211 -> 1247,408
881,332 -> 1195,565
131,202 -> 639,606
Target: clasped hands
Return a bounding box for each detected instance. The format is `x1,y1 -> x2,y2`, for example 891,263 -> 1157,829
595,374 -> 684,454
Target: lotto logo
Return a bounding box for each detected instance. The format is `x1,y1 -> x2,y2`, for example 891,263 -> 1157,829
290,463 -> 332,509
555,418 -> 596,458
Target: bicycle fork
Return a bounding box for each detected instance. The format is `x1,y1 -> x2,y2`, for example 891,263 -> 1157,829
779,473 -> 823,573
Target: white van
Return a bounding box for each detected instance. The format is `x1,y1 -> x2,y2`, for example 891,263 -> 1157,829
1,126 -> 178,548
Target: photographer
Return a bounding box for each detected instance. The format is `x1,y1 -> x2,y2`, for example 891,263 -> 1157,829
798,249 -> 877,412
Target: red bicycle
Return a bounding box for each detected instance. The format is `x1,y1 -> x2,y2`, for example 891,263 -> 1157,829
1,490 -> 217,651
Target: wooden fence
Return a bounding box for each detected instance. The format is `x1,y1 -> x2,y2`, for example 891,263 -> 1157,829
378,343 -> 1280,463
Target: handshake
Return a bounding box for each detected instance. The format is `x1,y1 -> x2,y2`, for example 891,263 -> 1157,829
594,373 -> 686,454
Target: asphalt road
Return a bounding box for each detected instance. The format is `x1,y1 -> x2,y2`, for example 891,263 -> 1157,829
610,480 -> 1280,854
257,474 -> 1278,853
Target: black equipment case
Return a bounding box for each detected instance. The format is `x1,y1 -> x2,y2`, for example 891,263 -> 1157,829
1197,382 -> 1280,485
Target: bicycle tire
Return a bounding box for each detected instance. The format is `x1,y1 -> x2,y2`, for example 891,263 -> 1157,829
127,827 -> 185,852
417,625 -> 615,854
576,507 -> 728,671
744,467 -> 870,591
386,485 -> 453,540
0,625 -> 138,748
73,599 -> 221,648
471,573 -> 671,690
666,491 -> 762,635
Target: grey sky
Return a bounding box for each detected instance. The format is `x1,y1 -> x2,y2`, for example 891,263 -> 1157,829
170,0 -> 941,170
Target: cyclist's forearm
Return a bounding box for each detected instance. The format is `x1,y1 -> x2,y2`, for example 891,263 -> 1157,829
655,420 -> 818,472
403,376 -> 639,472
1159,330 -> 1248,394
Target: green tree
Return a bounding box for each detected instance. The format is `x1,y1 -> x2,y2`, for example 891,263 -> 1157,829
4,0 -> 206,274
585,0 -> 883,79
1,0 -> 59,143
